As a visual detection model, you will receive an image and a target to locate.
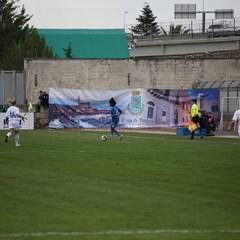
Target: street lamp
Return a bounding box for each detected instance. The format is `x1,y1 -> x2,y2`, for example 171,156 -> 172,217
202,0 -> 205,32
124,11 -> 128,30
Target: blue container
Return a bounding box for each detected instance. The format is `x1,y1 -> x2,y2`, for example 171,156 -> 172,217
176,127 -> 190,135
176,127 -> 206,136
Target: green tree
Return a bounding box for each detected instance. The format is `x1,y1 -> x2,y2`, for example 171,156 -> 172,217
63,42 -> 74,58
131,3 -> 160,36
3,28 -> 57,70
0,0 -> 31,63
0,0 -> 57,70
159,24 -> 191,36
170,24 -> 191,34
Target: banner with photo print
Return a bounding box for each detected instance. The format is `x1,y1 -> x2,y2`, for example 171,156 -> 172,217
48,87 -> 220,129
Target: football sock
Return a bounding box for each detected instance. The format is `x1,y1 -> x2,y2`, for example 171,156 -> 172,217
15,134 -> 19,145
191,130 -> 195,139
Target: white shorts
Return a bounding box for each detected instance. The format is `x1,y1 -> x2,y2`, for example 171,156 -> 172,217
8,121 -> 20,130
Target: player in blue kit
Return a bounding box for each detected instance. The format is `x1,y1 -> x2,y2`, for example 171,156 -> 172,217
107,97 -> 123,141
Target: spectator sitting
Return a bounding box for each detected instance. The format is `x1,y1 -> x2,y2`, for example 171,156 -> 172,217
207,112 -> 216,134
200,111 -> 215,136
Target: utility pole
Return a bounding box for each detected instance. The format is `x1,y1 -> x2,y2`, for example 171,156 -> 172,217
124,11 -> 128,31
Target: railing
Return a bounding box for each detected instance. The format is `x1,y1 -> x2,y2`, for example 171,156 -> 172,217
125,17 -> 240,41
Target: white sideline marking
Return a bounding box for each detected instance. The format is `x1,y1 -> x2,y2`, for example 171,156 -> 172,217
1,229 -> 240,238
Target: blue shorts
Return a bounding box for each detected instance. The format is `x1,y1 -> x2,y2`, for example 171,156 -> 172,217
111,118 -> 119,128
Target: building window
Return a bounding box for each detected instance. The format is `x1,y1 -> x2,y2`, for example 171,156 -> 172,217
147,101 -> 155,119
147,107 -> 154,119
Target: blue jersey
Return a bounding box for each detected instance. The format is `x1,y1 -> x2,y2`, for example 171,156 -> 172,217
109,105 -> 123,137
111,106 -> 122,121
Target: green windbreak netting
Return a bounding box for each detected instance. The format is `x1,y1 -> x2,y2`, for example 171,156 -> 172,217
38,29 -> 130,58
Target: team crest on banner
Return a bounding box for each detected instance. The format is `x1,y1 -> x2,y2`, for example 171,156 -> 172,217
128,90 -> 144,116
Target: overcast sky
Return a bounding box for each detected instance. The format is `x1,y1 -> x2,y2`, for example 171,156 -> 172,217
19,0 -> 240,29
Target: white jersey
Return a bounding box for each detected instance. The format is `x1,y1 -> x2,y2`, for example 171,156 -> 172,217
232,109 -> 240,136
6,106 -> 20,123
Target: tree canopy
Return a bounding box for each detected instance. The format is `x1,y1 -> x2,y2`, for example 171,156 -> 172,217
131,3 -> 160,36
0,0 -> 56,70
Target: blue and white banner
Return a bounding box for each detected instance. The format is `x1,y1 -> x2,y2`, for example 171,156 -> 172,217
48,87 -> 220,129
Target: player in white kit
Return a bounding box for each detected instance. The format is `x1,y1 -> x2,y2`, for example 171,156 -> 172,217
228,108 -> 240,137
5,99 -> 27,147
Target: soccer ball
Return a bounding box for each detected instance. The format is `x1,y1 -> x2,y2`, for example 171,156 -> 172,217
101,135 -> 107,141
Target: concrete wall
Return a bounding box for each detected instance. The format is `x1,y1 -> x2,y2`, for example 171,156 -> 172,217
24,58 -> 240,104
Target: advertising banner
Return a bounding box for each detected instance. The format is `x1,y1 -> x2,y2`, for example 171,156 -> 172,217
0,113 -> 34,130
49,87 -> 220,129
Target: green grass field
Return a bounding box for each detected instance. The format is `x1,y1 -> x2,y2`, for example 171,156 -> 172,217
0,130 -> 240,240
